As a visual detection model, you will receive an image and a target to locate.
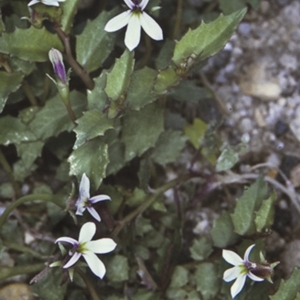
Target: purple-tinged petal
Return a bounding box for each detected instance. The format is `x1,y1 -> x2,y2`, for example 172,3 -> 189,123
90,194 -> 111,203
244,244 -> 256,261
86,238 -> 117,254
82,252 -> 106,279
230,274 -> 247,299
124,0 -> 134,9
55,237 -> 77,245
125,15 -> 141,51
48,48 -> 67,84
223,266 -> 240,282
63,252 -> 81,269
87,207 -> 101,222
139,0 -> 149,10
222,249 -> 243,266
79,173 -> 90,199
75,201 -> 86,216
140,12 -> 163,41
79,222 -> 96,243
104,11 -> 131,32
248,272 -> 264,282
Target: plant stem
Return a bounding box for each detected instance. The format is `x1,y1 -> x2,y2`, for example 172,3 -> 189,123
22,80 -> 38,106
173,0 -> 183,39
0,194 -> 64,230
76,269 -> 101,300
0,263 -> 45,281
54,24 -> 95,90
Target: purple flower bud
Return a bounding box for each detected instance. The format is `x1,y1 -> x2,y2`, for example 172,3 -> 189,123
48,48 -> 67,84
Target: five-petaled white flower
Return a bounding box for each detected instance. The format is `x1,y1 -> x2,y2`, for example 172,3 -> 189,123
104,0 -> 163,51
55,222 -> 117,279
222,244 -> 264,299
76,173 -> 111,222
28,0 -> 65,7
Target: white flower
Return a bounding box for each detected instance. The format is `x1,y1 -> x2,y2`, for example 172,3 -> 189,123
55,222 -> 117,279
76,173 -> 111,222
223,244 -> 264,299
28,0 -> 65,7
104,0 -> 163,51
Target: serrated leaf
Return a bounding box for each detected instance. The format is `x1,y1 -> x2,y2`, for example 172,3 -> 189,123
154,65 -> 180,94
105,49 -> 134,101
184,118 -> 207,149
255,191 -> 276,232
151,130 -> 187,165
211,211 -> 238,248
106,255 -> 129,282
190,237 -> 213,261
106,140 -> 126,176
0,27 -> 63,62
122,102 -> 164,161
270,268 -> 300,300
172,8 -> 247,66
169,266 -> 189,288
29,91 -> 87,140
231,176 -> 268,235
74,110 -> 114,149
155,39 -> 175,70
127,67 -> 158,110
0,116 -> 36,145
76,9 -> 117,73
16,141 -> 44,169
68,138 -> 109,190
60,0 -> 82,34
0,71 -> 23,113
216,147 -> 239,171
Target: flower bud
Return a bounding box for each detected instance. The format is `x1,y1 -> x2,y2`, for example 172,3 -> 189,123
49,48 -> 67,84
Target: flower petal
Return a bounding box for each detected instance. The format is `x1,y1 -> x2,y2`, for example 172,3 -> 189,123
230,274 -> 247,299
79,222 -> 96,243
86,238 -> 117,254
90,194 -> 111,203
79,173 -> 90,199
223,266 -> 240,282
83,252 -> 106,279
140,0 -> 149,10
75,201 -> 86,215
28,0 -> 39,5
104,11 -> 131,32
244,244 -> 255,261
124,0 -> 134,9
63,252 -> 81,269
55,237 -> 77,245
125,15 -> 141,51
222,249 -> 243,266
248,272 -> 264,282
140,12 -> 163,41
87,207 -> 101,222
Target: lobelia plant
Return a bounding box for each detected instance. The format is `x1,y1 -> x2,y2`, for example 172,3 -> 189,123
0,0 -> 292,299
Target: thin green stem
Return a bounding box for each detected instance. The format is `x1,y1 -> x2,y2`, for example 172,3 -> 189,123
65,102 -> 77,124
0,194 -> 64,230
76,269 -> 101,300
0,263 -> 45,281
22,80 -> 38,106
173,0 -> 183,39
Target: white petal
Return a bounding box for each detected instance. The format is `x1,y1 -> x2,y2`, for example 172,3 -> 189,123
90,194 -> 111,203
223,249 -> 243,266
105,11 -> 131,32
79,222 -> 96,243
75,201 -> 86,215
140,12 -> 163,41
79,173 -> 90,199
223,266 -> 240,282
230,275 -> 247,299
63,252 -> 81,269
55,237 -> 77,245
125,15 -> 141,51
86,238 -> 117,254
244,244 -> 256,261
124,0 -> 134,9
83,252 -> 106,279
140,0 -> 149,10
87,207 -> 101,222
248,272 -> 264,282
28,0 -> 39,5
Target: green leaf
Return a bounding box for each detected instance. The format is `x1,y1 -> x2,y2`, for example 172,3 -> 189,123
74,110 -> 114,149
76,9 -> 117,73
0,71 -> 23,113
211,211 -> 238,248
219,0 -> 246,14
216,147 -> 239,171
231,176 -> 269,235
122,102 -> 164,161
16,141 -> 44,169
106,255 -> 129,282
0,116 -> 36,145
154,65 -> 180,94
61,0 -> 82,34
127,67 -> 158,110
255,191 -> 276,233
68,138 -> 109,190
0,27 -> 63,62
194,263 -> 220,300
169,266 -> 189,288
151,130 -> 187,165
105,49 -> 134,101
106,140 -> 126,176
155,39 -> 175,70
29,91 -> 87,140
270,268 -> 300,300
184,118 -> 207,149
172,8 -> 247,67
190,237 -> 213,261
